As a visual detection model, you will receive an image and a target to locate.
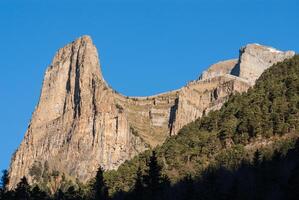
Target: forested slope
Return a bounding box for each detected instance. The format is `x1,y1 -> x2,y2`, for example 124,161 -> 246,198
104,55 -> 299,197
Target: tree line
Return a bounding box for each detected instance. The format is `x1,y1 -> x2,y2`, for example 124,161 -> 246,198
3,140 -> 299,200
0,151 -> 170,200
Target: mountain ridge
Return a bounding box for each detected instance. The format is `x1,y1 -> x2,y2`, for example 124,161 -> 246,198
104,55 -> 299,196
8,35 -> 295,188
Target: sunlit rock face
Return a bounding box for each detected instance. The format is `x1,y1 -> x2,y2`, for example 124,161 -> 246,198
231,43 -> 295,85
8,36 -> 295,188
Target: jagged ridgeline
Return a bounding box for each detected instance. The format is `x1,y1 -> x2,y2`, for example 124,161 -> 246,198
104,55 -> 299,195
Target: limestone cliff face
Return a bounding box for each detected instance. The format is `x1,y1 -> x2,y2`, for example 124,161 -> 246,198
8,36 -> 295,188
199,59 -> 238,80
9,36 -> 148,187
170,75 -> 250,135
231,44 -> 295,85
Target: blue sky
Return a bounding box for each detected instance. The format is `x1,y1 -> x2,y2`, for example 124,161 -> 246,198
0,0 -> 298,171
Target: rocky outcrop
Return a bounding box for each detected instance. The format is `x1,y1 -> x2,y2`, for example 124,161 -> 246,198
199,59 -> 238,80
8,36 -> 295,188
231,44 -> 295,85
170,75 -> 250,135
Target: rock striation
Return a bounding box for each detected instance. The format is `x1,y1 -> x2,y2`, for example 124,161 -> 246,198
8,36 -> 295,188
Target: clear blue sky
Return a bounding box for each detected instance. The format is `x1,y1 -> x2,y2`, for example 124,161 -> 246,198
0,0 -> 298,171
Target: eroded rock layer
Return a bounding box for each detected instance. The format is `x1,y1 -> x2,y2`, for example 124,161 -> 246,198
8,36 -> 295,188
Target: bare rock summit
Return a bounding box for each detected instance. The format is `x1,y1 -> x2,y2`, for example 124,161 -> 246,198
231,43 -> 295,85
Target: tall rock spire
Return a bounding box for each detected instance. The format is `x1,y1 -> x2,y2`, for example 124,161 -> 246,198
34,35 -> 104,126
8,36 -> 147,188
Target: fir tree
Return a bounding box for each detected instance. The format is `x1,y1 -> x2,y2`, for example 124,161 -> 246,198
0,170 -> 13,200
30,185 -> 49,200
144,151 -> 169,200
15,176 -> 31,200
65,186 -> 81,200
253,150 -> 262,167
132,167 -> 144,199
0,170 -> 9,192
90,166 -> 109,200
54,189 -> 66,200
181,175 -> 195,200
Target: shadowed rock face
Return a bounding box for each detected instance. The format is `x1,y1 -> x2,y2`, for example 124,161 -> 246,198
8,36 -> 295,188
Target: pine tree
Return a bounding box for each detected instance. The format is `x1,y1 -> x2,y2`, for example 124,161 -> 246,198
144,151 -> 168,200
90,167 -> 109,200
31,185 -> 49,200
15,176 -> 31,200
0,170 -> 13,200
65,186 -> 81,200
253,150 -> 262,167
132,167 -> 144,199
181,175 -> 195,200
54,188 -> 66,200
0,170 -> 9,192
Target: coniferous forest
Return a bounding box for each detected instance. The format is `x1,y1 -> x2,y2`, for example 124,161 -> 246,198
2,55 -> 299,200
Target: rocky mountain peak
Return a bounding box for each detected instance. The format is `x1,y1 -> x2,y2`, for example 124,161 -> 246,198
200,43 -> 295,85
50,35 -> 103,81
231,43 -> 295,84
34,35 -> 105,126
